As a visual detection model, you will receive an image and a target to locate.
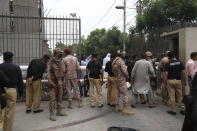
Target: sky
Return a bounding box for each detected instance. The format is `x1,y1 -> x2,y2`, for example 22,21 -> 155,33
43,0 -> 137,37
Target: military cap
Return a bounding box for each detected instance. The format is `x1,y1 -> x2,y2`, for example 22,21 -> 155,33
117,50 -> 126,56
53,48 -> 63,55
64,48 -> 72,54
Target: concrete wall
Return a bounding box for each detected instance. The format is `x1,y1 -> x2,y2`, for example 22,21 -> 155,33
0,0 -> 48,65
0,0 -> 9,13
13,0 -> 38,7
13,0 -> 40,32
185,27 -> 197,62
0,33 -> 49,65
164,27 -> 197,64
178,28 -> 186,63
0,0 -> 10,32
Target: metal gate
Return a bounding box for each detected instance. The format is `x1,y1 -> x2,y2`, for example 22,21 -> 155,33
0,13 -> 81,65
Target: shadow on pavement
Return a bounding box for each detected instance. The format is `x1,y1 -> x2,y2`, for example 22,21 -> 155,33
108,127 -> 139,131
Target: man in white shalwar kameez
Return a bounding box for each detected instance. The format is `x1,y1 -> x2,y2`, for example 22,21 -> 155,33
131,53 -> 156,108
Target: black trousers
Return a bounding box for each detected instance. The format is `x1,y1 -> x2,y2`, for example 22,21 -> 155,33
182,94 -> 197,131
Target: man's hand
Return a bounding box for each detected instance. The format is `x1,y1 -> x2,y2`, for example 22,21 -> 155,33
27,78 -> 33,85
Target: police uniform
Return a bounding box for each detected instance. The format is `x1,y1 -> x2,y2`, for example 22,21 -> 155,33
105,60 -> 116,106
0,52 -> 23,131
48,48 -> 66,121
87,58 -> 103,107
164,59 -> 185,114
26,55 -> 49,113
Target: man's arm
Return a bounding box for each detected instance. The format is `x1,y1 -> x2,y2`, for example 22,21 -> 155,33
148,62 -> 155,77
32,62 -> 47,81
0,70 -> 9,87
86,61 -> 91,77
105,62 -> 110,73
47,63 -> 56,88
26,60 -> 34,79
163,62 -> 170,86
100,67 -> 104,82
76,58 -> 81,79
120,60 -> 129,79
130,62 -> 137,84
163,71 -> 168,86
17,66 -> 24,97
181,70 -> 187,86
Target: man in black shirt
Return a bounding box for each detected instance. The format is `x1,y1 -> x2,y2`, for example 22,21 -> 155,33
0,51 -> 24,131
164,51 -> 186,115
86,54 -> 103,108
105,54 -> 116,107
26,54 -> 50,113
0,70 -> 9,130
127,54 -> 139,81
182,72 -> 197,131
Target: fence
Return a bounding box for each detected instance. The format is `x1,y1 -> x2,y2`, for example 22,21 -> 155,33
0,13 -> 81,65
130,22 -> 197,58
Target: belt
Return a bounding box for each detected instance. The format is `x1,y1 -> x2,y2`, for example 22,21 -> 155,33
7,85 -> 17,88
168,79 -> 181,80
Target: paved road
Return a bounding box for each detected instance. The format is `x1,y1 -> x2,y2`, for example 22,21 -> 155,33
14,89 -> 184,131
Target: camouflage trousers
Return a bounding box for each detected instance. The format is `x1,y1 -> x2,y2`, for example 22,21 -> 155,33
115,78 -> 129,105
49,84 -> 63,112
65,79 -> 81,101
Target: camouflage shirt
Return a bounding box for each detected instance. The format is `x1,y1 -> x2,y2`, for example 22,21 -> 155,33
112,57 -> 129,79
48,58 -> 64,82
62,55 -> 80,80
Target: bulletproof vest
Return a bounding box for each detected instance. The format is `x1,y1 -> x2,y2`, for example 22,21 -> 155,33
50,59 -> 64,79
112,57 -> 127,78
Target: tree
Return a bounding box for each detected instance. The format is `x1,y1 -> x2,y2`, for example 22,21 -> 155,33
136,0 -> 197,32
55,42 -> 67,50
83,27 -> 124,57
55,41 -> 84,58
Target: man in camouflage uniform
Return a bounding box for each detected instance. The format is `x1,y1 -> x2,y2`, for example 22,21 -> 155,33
112,50 -> 134,115
48,48 -> 66,121
62,48 -> 82,109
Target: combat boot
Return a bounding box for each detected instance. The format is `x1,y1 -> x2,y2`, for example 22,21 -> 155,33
122,104 -> 135,115
115,104 -> 122,112
49,111 -> 56,121
68,100 -> 73,109
78,99 -> 83,108
56,109 -> 67,116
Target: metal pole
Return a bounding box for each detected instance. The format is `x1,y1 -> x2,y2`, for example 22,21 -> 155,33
123,0 -> 126,52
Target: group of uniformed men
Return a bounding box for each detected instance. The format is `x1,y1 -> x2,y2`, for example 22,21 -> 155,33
26,48 -> 83,121
1,47 -> 197,131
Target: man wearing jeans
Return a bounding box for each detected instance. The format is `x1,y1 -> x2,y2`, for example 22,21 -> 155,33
164,51 -> 186,115
86,54 -> 103,108
26,54 -> 50,113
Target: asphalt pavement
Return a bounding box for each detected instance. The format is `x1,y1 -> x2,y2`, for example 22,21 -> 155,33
14,88 -> 184,131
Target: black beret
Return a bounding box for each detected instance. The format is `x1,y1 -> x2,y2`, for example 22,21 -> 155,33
3,51 -> 14,60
